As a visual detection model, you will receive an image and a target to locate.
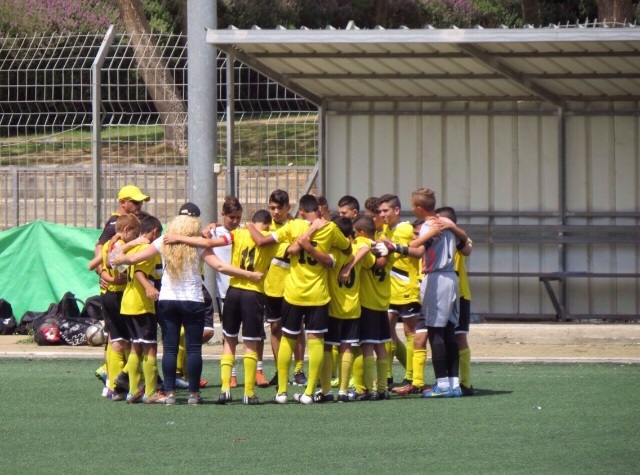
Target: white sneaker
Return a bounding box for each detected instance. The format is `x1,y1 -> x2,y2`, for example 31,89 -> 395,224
293,392 -> 313,405
273,392 -> 288,404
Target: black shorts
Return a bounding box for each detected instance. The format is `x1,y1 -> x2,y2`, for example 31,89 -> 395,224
101,290 -> 128,342
202,285 -> 214,330
281,300 -> 328,336
359,306 -> 391,344
222,287 -> 267,341
264,295 -> 283,323
388,302 -> 421,319
325,316 -> 360,345
455,297 -> 470,334
122,312 -> 158,344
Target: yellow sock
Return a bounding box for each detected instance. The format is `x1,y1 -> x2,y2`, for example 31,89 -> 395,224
105,343 -> 113,389
127,352 -> 142,395
220,354 -> 234,392
385,341 -> 393,378
177,328 -> 186,376
395,339 -> 407,369
305,337 -> 324,396
412,348 -> 426,388
243,350 -> 258,397
321,349 -> 333,393
142,353 -> 158,396
331,345 -> 339,377
107,348 -> 126,391
405,333 -> 414,381
339,351 -> 353,394
363,355 -> 376,392
352,347 -> 365,393
277,336 -> 296,394
294,358 -> 304,374
459,347 -> 471,387
376,357 -> 388,392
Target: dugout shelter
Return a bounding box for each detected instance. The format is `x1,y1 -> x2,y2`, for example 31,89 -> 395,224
206,23 -> 640,320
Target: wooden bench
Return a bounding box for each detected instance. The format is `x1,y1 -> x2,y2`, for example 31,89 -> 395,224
466,271 -> 640,321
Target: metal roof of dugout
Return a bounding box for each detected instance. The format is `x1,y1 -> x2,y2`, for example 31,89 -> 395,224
206,21 -> 640,109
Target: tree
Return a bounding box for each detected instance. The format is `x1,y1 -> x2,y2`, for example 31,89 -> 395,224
596,0 -> 633,22
116,0 -> 187,152
374,0 -> 389,27
521,0 -> 540,26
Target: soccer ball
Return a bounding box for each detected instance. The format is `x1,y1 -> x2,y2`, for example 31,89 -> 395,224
85,323 -> 106,347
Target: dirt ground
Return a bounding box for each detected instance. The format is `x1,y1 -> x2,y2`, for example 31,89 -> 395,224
2,322 -> 639,362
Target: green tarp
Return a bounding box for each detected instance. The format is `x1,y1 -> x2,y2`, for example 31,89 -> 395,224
0,220 -> 101,320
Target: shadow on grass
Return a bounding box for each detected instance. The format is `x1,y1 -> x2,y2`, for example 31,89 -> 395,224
471,388 -> 513,397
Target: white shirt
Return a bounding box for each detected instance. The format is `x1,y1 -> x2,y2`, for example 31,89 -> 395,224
153,237 -> 204,302
211,225 -> 232,299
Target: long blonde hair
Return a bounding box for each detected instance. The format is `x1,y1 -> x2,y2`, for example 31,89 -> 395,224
162,214 -> 202,280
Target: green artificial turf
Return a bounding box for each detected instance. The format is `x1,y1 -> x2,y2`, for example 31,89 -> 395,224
0,359 -> 638,474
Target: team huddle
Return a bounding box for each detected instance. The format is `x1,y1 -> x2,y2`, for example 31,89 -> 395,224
90,185 -> 474,405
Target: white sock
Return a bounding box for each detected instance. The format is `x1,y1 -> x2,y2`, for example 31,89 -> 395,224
231,366 -> 236,377
257,361 -> 263,371
450,376 -> 460,389
436,377 -> 450,390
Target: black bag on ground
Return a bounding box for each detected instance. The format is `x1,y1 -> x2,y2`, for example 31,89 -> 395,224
80,295 -> 103,321
16,303 -> 58,335
0,299 -> 17,335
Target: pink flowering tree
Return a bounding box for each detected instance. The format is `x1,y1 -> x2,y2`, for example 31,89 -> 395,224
0,0 -> 117,34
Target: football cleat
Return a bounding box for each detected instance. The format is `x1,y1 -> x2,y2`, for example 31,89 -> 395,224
255,371 -> 270,388
273,392 -> 288,404
243,394 -> 263,405
293,392 -> 313,405
460,384 -> 475,396
143,390 -> 167,404
313,390 -> 334,403
214,390 -> 232,405
421,383 -> 454,398
292,370 -> 307,386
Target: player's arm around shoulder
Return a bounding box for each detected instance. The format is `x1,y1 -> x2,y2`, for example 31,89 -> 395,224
297,233 -> 334,268
439,217 -> 472,256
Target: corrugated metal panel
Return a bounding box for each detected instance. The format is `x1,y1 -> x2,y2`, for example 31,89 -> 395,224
325,107 -> 639,316
208,26 -> 640,104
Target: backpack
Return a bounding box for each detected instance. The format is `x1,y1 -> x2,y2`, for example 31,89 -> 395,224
0,299 -> 17,335
80,295 -> 103,321
16,303 -> 58,335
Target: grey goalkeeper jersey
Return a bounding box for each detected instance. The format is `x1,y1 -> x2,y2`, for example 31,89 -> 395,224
418,221 -> 456,273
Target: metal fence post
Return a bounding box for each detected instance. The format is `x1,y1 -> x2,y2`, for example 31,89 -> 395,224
91,24 -> 116,229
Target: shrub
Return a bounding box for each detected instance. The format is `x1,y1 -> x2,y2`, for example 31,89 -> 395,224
0,0 -> 117,34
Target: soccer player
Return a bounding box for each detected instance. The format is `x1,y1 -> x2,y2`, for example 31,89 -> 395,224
336,194 -> 360,220
382,188 -> 471,397
377,194 -> 422,392
100,213 -> 141,400
350,215 -> 392,401
92,185 -> 150,291
317,195 -> 331,220
120,215 -> 166,404
260,189 -> 305,387
315,216 -> 362,402
247,194 -> 351,404
436,206 -> 475,396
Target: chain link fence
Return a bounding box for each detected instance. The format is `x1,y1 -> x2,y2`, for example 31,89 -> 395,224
0,31 -> 318,229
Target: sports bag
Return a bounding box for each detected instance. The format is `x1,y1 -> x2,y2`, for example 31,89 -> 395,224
0,299 -> 17,335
